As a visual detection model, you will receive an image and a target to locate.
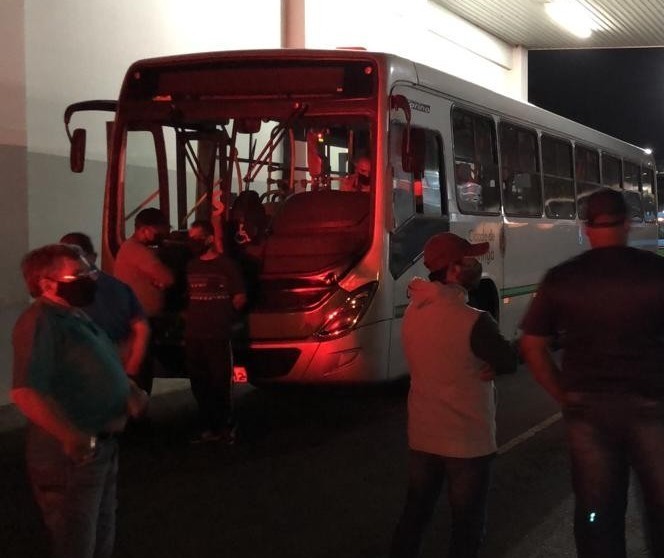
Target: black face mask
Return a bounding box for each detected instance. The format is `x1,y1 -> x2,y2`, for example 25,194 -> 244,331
357,174 -> 371,187
56,276 -> 97,307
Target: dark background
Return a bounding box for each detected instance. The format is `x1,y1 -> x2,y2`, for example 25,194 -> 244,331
528,48 -> 664,168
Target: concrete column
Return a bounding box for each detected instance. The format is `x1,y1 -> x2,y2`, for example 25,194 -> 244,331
0,0 -> 28,306
511,45 -> 529,102
281,0 -> 305,48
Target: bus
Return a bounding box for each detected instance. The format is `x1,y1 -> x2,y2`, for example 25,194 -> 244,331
64,49 -> 658,384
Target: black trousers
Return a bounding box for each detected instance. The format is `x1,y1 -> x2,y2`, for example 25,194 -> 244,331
390,450 -> 494,558
185,337 -> 233,432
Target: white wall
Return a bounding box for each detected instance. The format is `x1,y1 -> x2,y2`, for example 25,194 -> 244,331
23,0 -> 282,253
305,0 -> 526,100
0,0 -> 28,307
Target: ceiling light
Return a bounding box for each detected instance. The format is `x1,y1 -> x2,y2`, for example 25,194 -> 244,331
544,0 -> 596,39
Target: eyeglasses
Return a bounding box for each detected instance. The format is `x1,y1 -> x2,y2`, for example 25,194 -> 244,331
49,268 -> 98,283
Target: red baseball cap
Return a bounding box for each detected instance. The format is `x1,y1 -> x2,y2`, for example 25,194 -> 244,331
423,232 -> 489,272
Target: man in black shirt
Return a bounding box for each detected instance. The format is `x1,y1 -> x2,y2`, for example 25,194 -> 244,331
186,219 -> 246,443
520,188 -> 664,558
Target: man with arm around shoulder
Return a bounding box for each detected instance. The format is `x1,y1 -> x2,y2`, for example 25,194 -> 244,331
390,232 -> 517,558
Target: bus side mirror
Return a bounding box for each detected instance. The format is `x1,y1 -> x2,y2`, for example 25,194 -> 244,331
70,128 -> 87,173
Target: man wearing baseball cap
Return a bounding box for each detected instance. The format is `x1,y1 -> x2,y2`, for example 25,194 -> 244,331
390,232 -> 516,558
521,187 -> 664,557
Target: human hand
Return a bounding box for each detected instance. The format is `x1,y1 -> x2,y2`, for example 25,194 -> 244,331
127,381 -> 150,418
63,430 -> 95,464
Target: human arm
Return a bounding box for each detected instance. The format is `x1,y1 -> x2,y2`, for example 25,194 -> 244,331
11,387 -> 94,461
470,312 -> 518,378
126,378 -> 150,418
122,316 -> 150,377
145,253 -> 174,289
519,334 -> 564,404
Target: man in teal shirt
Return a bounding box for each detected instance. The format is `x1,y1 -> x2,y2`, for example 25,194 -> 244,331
12,243 -> 147,558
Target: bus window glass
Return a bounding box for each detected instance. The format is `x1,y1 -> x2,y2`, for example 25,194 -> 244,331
602,154 -> 621,189
624,190 -> 643,222
499,123 -> 542,216
623,161 -> 639,191
641,165 -> 657,223
390,122 -> 415,228
422,133 -> 444,216
452,109 -> 500,214
542,135 -> 574,219
389,122 -> 447,278
623,159 -> 643,222
123,130 -> 164,239
575,145 -> 601,219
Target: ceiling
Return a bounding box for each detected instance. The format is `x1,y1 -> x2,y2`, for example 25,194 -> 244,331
434,0 -> 664,49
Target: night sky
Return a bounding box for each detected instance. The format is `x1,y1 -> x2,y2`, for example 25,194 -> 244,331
528,48 -> 664,165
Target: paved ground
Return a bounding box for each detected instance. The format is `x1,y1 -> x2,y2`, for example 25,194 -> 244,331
0,373 -> 652,558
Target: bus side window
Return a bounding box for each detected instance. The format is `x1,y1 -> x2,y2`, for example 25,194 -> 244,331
499,122 -> 542,217
542,135 -> 575,220
640,165 -> 657,223
452,108 -> 500,214
623,160 -> 644,223
575,145 -> 601,219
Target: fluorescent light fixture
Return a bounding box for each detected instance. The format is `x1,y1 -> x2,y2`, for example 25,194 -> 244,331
545,0 -> 596,39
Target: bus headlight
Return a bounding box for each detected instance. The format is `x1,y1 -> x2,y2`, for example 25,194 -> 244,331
313,282 -> 378,340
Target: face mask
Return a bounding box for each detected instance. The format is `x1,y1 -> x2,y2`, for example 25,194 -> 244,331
357,174 -> 371,187
459,259 -> 483,291
56,276 -> 97,307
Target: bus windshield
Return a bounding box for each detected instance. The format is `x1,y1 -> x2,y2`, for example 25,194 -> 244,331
120,111 -> 374,240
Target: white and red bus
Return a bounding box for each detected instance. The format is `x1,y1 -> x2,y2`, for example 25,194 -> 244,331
65,49 -> 657,383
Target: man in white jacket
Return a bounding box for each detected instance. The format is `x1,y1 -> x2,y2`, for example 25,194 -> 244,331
390,232 -> 517,558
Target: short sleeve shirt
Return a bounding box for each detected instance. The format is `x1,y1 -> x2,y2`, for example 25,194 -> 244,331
185,255 -> 245,339
82,271 -> 145,343
114,237 -> 172,317
521,246 -> 664,394
12,300 -> 130,434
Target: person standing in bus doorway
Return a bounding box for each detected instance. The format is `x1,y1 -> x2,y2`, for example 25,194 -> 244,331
341,155 -> 372,192
390,232 -> 517,558
11,244 -> 148,558
520,188 -> 664,558
185,218 -> 246,444
59,232 -> 150,387
114,207 -> 174,394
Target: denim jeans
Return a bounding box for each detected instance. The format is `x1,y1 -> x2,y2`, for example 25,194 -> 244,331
390,450 -> 494,558
563,392 -> 664,558
26,426 -> 120,558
